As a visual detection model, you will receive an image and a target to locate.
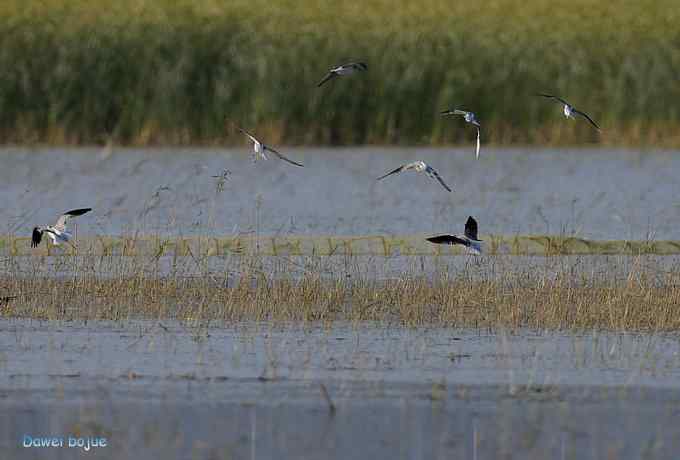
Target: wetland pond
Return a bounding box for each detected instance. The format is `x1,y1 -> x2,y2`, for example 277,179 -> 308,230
2,147 -> 680,459
1,146 -> 679,239
1,320 -> 680,459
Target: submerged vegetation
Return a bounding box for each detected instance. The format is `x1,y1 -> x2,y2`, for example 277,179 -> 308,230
2,250 -> 680,332
1,0 -> 679,146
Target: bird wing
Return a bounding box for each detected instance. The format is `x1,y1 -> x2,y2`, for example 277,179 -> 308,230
537,93 -> 570,106
475,127 -> 481,159
54,208 -> 92,232
572,109 -> 601,131
440,109 -> 468,117
426,166 -> 452,192
317,72 -> 337,87
464,216 -> 479,241
237,127 -> 261,146
266,147 -> 305,167
338,62 -> 367,70
376,165 -> 407,180
31,228 -> 42,248
426,235 -> 469,246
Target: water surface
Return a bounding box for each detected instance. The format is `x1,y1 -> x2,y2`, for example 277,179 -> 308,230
1,320 -> 680,459
1,147 -> 678,239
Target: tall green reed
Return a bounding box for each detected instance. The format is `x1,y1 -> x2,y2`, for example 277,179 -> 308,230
1,0 -> 679,146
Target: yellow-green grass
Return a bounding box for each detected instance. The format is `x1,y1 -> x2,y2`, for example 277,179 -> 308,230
1,0 -> 679,146
2,235 -> 680,257
2,251 -> 680,331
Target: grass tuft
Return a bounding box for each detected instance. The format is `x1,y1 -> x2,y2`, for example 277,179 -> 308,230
2,250 -> 680,331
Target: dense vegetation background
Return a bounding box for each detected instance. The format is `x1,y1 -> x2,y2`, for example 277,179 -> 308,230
1,0 -> 679,146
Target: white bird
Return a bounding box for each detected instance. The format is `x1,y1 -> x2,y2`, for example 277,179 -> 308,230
237,127 -> 304,167
427,216 -> 482,254
537,94 -> 601,131
377,161 -> 452,192
31,208 -> 92,248
441,109 -> 481,159
317,62 -> 368,87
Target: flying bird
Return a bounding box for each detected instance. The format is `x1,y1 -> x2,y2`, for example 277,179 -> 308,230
377,161 -> 452,192
427,216 -> 482,254
441,109 -> 481,159
31,208 -> 92,248
237,127 -> 304,167
317,62 -> 368,87
537,94 -> 601,131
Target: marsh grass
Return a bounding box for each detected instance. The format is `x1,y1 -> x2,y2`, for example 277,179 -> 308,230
1,0 -> 679,146
2,249 -> 680,332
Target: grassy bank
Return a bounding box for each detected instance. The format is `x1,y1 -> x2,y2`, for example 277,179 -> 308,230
1,0 -> 679,146
4,235 -> 680,256
2,251 -> 680,331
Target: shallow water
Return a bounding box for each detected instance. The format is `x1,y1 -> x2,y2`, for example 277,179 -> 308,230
1,320 -> 680,459
1,147 -> 678,239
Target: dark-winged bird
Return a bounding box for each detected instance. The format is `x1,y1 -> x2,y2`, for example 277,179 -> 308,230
31,208 -> 92,248
427,216 -> 482,254
317,62 -> 368,87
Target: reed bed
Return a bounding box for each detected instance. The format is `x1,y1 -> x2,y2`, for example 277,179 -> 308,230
1,0 -> 679,146
4,234 -> 680,256
2,251 -> 680,332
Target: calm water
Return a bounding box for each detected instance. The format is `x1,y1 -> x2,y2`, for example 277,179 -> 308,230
1,147 -> 678,239
1,320 -> 680,459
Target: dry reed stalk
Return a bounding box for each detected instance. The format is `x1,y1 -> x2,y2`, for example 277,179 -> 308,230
2,251 -> 679,331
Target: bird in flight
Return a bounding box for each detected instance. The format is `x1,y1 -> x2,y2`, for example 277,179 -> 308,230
377,161 -> 452,192
317,62 -> 368,87
537,94 -> 601,131
441,109 -> 481,159
427,216 -> 483,254
237,127 -> 304,167
31,208 -> 92,248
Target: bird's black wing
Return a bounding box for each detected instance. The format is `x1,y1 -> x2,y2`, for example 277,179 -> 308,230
54,208 -> 92,232
427,168 -> 452,192
64,208 -> 92,217
317,72 -> 337,87
572,109 -> 601,131
31,228 -> 42,248
537,94 -> 570,106
267,147 -> 304,167
376,165 -> 405,181
426,235 -> 469,246
235,126 -> 261,145
464,216 -> 479,241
